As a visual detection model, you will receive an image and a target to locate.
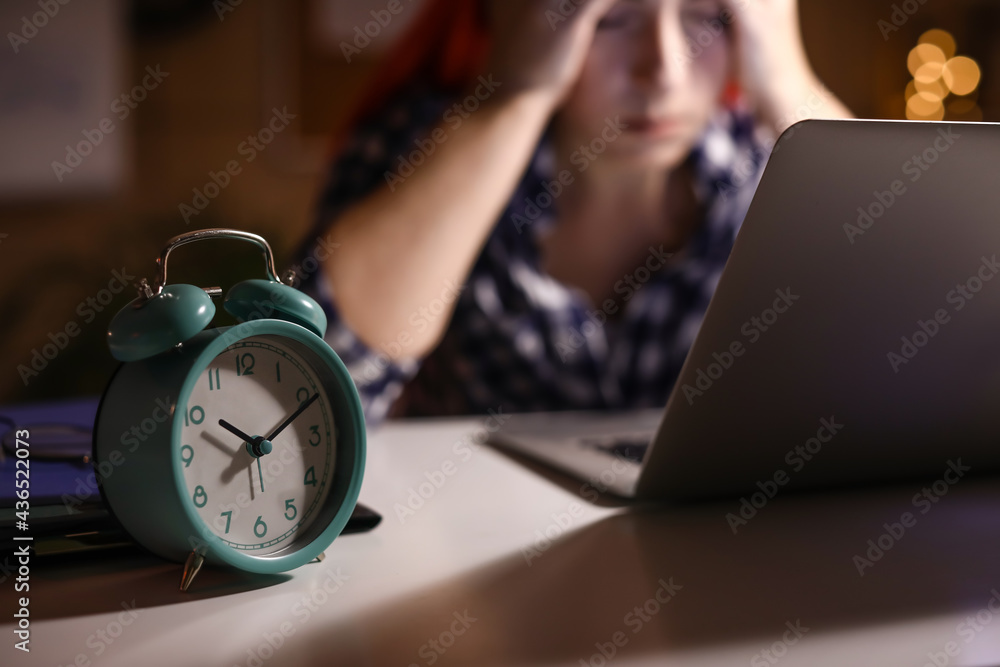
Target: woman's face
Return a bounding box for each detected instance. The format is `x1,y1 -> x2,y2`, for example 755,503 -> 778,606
558,0 -> 732,169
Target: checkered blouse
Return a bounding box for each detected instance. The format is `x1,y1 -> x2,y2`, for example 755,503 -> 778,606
295,81 -> 767,424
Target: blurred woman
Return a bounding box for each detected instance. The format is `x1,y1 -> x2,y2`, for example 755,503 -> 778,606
294,0 -> 850,422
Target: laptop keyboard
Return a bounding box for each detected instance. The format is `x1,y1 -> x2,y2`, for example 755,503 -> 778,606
578,434 -> 652,464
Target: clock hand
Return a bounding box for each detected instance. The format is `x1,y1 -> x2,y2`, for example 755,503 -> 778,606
265,393 -> 320,442
220,419 -> 269,493
219,419 -> 256,445
220,418 -> 273,457
217,392 -> 317,494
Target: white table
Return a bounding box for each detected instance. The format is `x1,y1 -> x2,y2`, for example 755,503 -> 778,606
7,416 -> 1000,667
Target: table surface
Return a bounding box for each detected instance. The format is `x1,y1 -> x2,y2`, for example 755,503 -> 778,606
6,411 -> 1000,667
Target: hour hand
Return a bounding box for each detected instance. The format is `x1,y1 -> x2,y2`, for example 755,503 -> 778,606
219,419 -> 255,448
219,419 -> 267,493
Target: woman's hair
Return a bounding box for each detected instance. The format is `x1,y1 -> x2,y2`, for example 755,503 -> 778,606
332,0 -> 491,151
331,0 -> 745,151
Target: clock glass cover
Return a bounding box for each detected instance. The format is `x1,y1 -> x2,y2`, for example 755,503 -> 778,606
178,335 -> 337,555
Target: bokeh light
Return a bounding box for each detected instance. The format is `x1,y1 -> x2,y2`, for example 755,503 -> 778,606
919,29 -> 957,59
906,91 -> 945,120
947,96 -> 983,121
942,56 -> 981,96
903,31 -> 982,121
914,61 -> 945,86
914,76 -> 947,100
908,43 -> 947,78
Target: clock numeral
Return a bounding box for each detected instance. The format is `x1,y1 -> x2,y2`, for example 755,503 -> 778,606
183,405 -> 205,426
236,353 -> 256,376
180,445 -> 194,467
192,485 -> 207,508
308,425 -> 321,447
208,367 -> 221,391
254,515 -> 268,538
296,387 -> 310,403
275,361 -> 281,383
219,511 -> 233,534
304,466 -> 317,487
284,499 -> 297,521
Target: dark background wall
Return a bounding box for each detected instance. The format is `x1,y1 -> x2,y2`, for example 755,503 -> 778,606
0,0 -> 994,405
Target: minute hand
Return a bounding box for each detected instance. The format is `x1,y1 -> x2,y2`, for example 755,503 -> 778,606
266,393 -> 320,441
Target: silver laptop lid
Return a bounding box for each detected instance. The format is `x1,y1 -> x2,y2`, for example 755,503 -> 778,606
638,119 -> 1000,500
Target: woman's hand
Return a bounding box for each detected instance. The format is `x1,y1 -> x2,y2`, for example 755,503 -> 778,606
323,3 -> 631,363
722,0 -> 850,131
483,0 -> 618,112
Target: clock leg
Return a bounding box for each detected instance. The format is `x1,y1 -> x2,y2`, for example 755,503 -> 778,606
180,551 -> 206,592
312,551 -> 326,564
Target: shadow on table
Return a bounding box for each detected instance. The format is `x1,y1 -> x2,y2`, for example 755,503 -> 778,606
296,477 -> 1000,665
26,547 -> 292,618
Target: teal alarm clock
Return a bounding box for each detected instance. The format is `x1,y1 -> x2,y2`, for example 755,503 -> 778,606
93,228 -> 365,591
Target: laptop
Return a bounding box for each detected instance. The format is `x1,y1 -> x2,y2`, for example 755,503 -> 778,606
490,118 -> 1000,501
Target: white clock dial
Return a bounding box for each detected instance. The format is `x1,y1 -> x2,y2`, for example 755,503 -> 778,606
178,335 -> 336,555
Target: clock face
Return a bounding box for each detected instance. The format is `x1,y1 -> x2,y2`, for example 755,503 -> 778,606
178,335 -> 336,555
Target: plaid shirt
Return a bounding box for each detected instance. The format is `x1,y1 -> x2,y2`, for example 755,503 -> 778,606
296,81 -> 767,424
